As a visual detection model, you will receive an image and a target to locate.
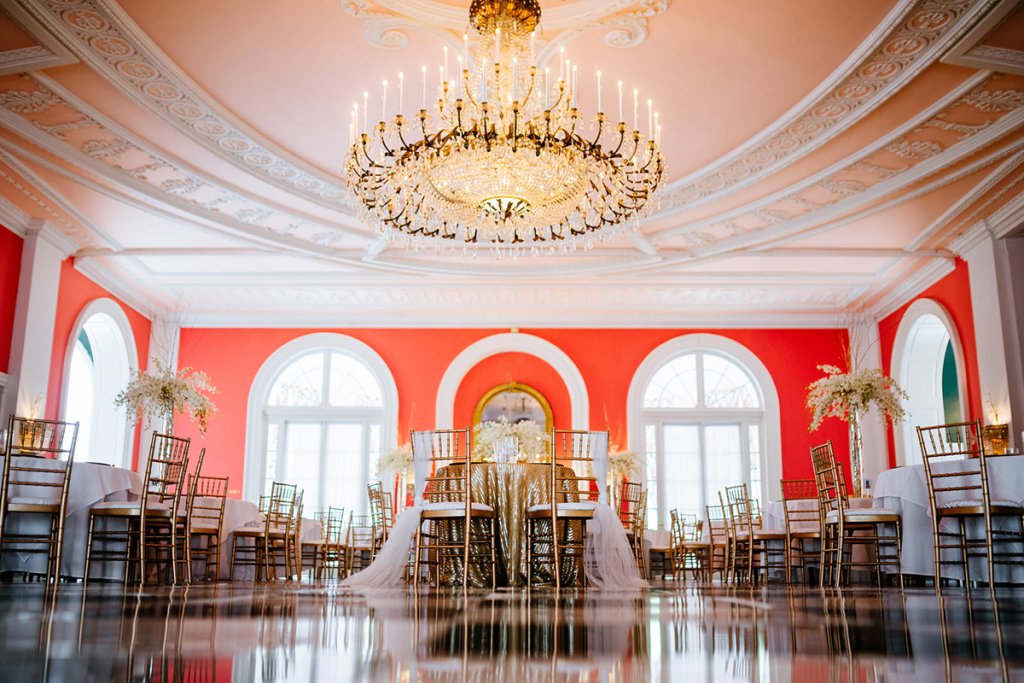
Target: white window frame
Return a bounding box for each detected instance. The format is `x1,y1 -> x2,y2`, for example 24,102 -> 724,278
244,333 -> 398,503
58,298 -> 138,468
628,334 -> 783,527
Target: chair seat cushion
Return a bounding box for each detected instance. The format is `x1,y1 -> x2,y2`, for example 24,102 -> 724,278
526,502 -> 597,513
825,507 -> 899,522
6,496 -> 58,508
939,499 -> 1020,512
422,502 -> 494,512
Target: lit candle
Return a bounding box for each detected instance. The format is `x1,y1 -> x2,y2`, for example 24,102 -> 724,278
457,55 -> 463,99
655,112 -> 660,145
559,47 -> 565,81
617,81 -> 623,122
572,64 -> 578,108
495,28 -> 501,63
530,31 -> 536,60
463,33 -> 469,65
647,99 -> 653,139
398,72 -> 404,113
381,79 -> 388,121
421,65 -> 426,109
443,46 -> 448,83
513,57 -> 518,101
657,124 -> 662,146
544,67 -> 550,109
481,59 -> 488,102
438,66 -> 444,105
596,70 -> 602,113
633,88 -> 638,129
362,91 -> 368,130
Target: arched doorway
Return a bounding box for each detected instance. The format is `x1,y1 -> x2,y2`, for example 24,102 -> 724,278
891,300 -> 967,465
61,299 -> 137,467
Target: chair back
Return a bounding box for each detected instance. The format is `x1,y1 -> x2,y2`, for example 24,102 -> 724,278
810,441 -> 846,523
410,428 -> 472,506
724,483 -> 757,536
671,511 -> 700,546
780,479 -> 820,534
617,480 -> 645,528
141,432 -> 190,511
368,485 -> 393,544
705,504 -> 728,545
188,464 -> 229,535
264,482 -> 298,536
1,416 -> 79,524
324,507 -> 346,546
551,429 -> 609,507
916,420 -> 991,510
348,513 -> 375,550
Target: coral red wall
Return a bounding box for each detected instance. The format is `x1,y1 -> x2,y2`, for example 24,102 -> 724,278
175,327 -> 851,498
0,225 -> 23,373
46,259 -> 151,467
878,259 -> 981,467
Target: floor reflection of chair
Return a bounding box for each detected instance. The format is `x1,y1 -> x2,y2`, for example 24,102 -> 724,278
937,592 -> 1009,681
917,420 -> 1024,589
0,416 -> 79,586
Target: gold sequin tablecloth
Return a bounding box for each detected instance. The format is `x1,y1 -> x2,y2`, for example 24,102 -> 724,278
436,462 -> 582,587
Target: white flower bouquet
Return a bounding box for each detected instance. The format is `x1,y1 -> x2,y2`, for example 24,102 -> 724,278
473,417 -> 549,461
806,364 -> 907,431
115,362 -> 218,435
608,449 -> 641,481
378,443 -> 413,477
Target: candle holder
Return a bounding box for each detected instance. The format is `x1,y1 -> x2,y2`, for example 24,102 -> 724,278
982,424 -> 1009,455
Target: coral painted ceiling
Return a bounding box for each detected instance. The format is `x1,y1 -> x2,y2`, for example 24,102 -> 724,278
0,0 -> 1022,325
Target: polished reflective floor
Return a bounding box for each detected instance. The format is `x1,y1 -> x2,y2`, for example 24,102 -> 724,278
0,581 -> 1021,682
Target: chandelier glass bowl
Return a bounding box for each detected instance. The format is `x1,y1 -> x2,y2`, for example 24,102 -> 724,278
344,0 -> 664,255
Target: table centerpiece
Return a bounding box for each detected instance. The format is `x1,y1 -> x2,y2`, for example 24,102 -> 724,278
473,417 -> 549,463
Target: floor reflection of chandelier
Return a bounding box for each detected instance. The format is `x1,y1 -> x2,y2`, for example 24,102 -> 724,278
344,0 -> 664,256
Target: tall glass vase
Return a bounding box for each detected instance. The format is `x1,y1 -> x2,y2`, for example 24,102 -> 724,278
848,410 -> 864,498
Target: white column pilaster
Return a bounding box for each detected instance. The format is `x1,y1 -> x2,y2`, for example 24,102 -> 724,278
0,220 -> 73,422
956,226 -> 1022,446
135,316 -> 180,467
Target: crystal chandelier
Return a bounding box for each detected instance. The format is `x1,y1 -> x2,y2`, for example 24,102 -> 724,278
345,0 -> 664,255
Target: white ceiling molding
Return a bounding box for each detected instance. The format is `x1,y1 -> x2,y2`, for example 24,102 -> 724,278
659,0 -> 999,211
0,1 -> 77,75
942,0 -> 1024,76
863,257 -> 957,321
7,0 -> 354,210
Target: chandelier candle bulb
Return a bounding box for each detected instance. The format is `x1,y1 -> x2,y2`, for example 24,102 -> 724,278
544,67 -> 550,109
362,91 -> 368,130
420,66 -> 426,109
398,72 -> 404,113
597,71 -> 602,112
530,31 -> 535,59
443,46 -> 448,82
617,81 -> 623,122
633,88 -> 639,129
495,28 -> 501,62
572,64 -> 578,109
647,99 -> 653,138
513,57 -> 518,101
381,80 -> 387,122
457,56 -> 463,99
559,47 -> 565,81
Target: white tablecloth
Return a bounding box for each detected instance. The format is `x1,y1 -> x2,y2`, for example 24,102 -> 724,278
763,497 -> 873,533
0,457 -> 142,578
873,456 -> 1024,582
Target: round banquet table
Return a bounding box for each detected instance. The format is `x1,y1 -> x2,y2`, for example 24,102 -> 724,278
873,455 -> 1024,582
0,456 -> 142,578
435,462 -> 582,587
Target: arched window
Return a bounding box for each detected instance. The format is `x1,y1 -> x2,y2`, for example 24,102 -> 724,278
61,299 -> 137,467
891,300 -> 967,465
245,334 -> 398,514
628,335 -> 781,530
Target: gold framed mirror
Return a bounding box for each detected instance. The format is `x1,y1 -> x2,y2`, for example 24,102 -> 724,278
472,382 -> 553,432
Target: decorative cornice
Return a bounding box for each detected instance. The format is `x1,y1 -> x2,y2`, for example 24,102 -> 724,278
864,256 -> 957,321
25,217 -> 78,257
658,0 -> 999,212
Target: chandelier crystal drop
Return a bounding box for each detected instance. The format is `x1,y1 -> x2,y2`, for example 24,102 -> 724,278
344,0 -> 665,255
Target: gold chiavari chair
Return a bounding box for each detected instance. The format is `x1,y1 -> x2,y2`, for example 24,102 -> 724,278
780,479 -> 822,584
175,448 -> 206,584
368,484 -> 394,559
85,431 -> 190,585
617,481 -> 647,576
187,467 -> 228,582
229,482 -> 297,581
0,416 -> 79,585
307,506 -> 347,579
526,429 -> 609,588
916,420 -> 1024,588
705,503 -> 730,583
811,441 -> 903,588
411,428 -> 497,588
670,511 -> 709,582
347,513 -> 376,574
724,484 -> 786,585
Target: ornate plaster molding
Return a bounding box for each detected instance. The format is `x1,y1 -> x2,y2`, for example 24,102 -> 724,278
9,0 -> 354,210
659,0 -> 1001,212
341,1 -> 670,51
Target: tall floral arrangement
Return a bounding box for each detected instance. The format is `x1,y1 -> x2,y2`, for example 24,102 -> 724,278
115,362 -> 218,435
377,443 -> 413,477
608,449 -> 641,482
473,417 -> 549,460
806,364 -> 907,430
